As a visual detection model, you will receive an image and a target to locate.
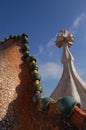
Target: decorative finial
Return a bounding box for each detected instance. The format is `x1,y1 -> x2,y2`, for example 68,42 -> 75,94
56,29 -> 74,48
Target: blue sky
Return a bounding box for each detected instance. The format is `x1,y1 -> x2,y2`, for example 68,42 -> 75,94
0,0 -> 86,96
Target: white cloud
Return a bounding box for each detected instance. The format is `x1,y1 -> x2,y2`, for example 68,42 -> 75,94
39,62 -> 62,80
70,12 -> 86,32
38,45 -> 44,54
36,36 -> 57,59
73,13 -> 86,28
36,45 -> 44,57
47,38 -> 55,48
48,51 -> 53,58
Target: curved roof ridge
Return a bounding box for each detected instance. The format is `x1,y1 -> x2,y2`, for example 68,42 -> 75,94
0,33 -> 28,46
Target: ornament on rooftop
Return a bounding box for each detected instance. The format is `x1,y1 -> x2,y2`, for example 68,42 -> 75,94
51,29 -> 86,111
56,29 -> 74,48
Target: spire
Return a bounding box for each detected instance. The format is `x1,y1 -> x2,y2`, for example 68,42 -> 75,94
51,29 -> 86,110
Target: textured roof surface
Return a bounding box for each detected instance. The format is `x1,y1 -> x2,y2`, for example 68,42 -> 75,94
0,35 -> 82,130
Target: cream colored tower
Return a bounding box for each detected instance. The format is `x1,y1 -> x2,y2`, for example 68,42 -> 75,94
51,30 -> 86,110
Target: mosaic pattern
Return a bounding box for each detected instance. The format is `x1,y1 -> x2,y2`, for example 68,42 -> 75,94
0,43 -> 22,129
0,34 -> 82,130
